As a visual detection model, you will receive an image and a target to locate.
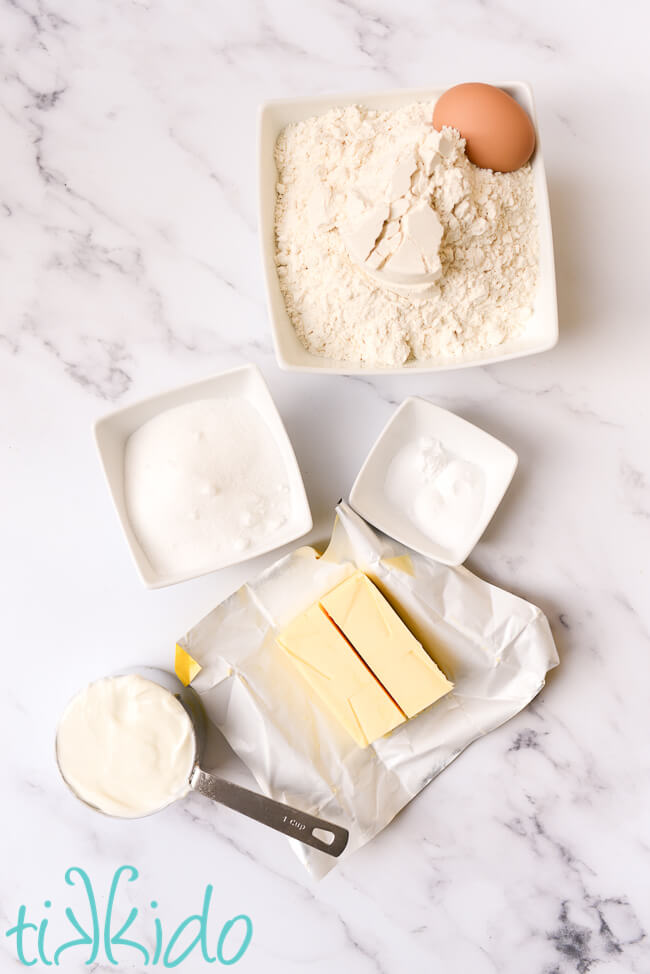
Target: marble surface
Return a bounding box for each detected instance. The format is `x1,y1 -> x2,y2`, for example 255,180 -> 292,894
2,1 -> 649,971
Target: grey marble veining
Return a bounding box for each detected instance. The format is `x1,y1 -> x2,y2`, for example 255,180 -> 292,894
2,1 -> 650,971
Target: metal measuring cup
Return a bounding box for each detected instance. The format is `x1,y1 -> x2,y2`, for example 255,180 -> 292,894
56,668 -> 349,858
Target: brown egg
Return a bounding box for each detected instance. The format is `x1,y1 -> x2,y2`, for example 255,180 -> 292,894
433,83 -> 536,172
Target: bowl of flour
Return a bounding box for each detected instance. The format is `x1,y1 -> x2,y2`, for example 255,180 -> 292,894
258,84 -> 557,373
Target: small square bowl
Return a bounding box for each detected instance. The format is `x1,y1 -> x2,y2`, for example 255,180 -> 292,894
349,397 -> 517,566
258,82 -> 557,374
94,365 -> 313,588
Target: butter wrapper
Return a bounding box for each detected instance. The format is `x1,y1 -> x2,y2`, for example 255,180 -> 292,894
177,503 -> 559,879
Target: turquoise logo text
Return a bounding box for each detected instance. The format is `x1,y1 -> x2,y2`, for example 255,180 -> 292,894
6,866 -> 253,967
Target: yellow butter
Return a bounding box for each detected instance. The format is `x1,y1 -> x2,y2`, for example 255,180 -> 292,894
175,644 -> 202,687
277,602 -> 405,747
320,571 -> 453,719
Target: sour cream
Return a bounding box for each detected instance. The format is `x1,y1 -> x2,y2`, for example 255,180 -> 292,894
56,675 -> 196,818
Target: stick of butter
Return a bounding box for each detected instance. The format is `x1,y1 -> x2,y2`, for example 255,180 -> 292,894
277,602 -> 405,748
320,571 -> 453,719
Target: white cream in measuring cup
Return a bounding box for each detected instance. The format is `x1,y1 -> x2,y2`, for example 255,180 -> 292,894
56,674 -> 195,818
56,671 -> 349,855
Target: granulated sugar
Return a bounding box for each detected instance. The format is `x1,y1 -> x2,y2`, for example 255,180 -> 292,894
124,398 -> 290,577
274,102 -> 538,366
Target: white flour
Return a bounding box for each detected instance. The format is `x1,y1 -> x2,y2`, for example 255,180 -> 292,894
274,102 -> 538,365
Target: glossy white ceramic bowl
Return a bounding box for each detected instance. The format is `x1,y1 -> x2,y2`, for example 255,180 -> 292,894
258,82 -> 557,374
349,397 -> 518,566
94,365 -> 313,588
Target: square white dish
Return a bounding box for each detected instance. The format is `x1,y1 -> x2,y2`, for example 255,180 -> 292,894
258,82 -> 558,374
349,397 -> 518,566
94,364 -> 313,589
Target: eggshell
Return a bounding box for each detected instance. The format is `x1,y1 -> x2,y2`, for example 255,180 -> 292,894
433,83 -> 536,172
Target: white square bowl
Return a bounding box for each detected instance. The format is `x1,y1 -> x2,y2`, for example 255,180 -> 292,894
94,365 -> 313,588
349,397 -> 518,565
258,82 -> 557,374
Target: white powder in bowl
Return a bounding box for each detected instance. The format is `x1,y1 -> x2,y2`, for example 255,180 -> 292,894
274,102 -> 538,366
124,398 -> 291,578
384,437 -> 485,552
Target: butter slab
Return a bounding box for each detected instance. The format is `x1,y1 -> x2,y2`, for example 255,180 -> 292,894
320,571 -> 453,719
277,602 -> 405,747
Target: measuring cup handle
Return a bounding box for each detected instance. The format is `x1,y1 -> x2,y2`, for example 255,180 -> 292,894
189,768 -> 349,857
